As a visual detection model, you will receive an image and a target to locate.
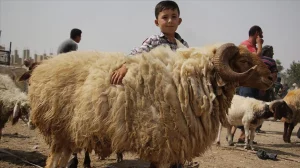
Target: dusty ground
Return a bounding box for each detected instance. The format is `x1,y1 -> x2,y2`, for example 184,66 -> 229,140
0,120 -> 299,168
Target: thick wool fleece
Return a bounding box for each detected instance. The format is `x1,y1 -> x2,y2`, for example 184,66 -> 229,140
0,74 -> 28,128
284,89 -> 300,125
29,45 -> 234,164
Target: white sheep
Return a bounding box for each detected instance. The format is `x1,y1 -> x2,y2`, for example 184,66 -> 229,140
216,95 -> 293,150
0,74 -> 30,138
25,43 -> 274,168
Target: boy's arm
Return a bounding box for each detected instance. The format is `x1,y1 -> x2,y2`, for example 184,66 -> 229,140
129,37 -> 154,55
183,41 -> 189,48
111,36 -> 155,85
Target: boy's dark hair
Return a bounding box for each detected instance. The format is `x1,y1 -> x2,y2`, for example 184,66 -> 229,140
277,77 -> 281,82
262,45 -> 273,57
70,28 -> 82,39
155,0 -> 180,19
249,25 -> 262,36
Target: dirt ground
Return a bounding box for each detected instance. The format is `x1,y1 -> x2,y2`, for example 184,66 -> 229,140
0,120 -> 299,168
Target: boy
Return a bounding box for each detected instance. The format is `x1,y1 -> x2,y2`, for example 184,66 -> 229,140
110,0 -> 188,85
57,28 -> 82,54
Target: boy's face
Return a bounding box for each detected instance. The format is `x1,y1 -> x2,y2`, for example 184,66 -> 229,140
155,9 -> 182,36
75,35 -> 81,43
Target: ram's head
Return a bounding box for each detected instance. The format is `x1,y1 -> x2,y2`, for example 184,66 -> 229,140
213,43 -> 273,90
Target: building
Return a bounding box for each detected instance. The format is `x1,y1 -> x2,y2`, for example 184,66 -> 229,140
7,48 -> 52,66
0,45 -> 6,63
11,49 -> 22,65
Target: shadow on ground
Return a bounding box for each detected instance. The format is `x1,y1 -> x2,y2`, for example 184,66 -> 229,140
0,148 -> 46,167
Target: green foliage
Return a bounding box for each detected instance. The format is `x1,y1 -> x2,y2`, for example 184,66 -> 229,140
275,59 -> 284,72
285,61 -> 300,86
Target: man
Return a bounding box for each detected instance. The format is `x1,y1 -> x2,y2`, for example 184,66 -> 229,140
58,28 -> 82,168
241,25 -> 264,57
256,45 -> 278,133
57,28 -> 82,54
259,45 -> 278,101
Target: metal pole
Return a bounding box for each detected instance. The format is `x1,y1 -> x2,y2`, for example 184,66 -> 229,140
7,41 -> 11,65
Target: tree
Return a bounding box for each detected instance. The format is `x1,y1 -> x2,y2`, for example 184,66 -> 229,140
286,61 -> 300,86
275,59 -> 284,73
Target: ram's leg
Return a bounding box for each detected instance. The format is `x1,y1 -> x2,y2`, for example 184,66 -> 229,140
227,126 -> 234,146
249,128 -> 255,150
83,151 -> 91,168
58,148 -> 72,168
45,148 -> 62,168
117,152 -> 123,162
286,123 -> 295,143
243,124 -> 250,150
283,122 -> 289,142
216,124 -> 222,145
66,153 -> 78,168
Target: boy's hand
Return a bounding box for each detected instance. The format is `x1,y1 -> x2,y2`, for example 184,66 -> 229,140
111,64 -> 127,85
256,36 -> 264,45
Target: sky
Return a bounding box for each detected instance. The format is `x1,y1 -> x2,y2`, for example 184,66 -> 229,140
0,0 -> 299,70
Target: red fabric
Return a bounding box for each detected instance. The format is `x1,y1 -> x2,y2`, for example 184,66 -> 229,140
241,40 -> 257,53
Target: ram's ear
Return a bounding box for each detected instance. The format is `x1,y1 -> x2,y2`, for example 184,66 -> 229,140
216,73 -> 227,87
19,71 -> 32,81
12,102 -> 21,125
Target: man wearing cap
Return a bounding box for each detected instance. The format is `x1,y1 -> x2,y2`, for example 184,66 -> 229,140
256,45 -> 278,133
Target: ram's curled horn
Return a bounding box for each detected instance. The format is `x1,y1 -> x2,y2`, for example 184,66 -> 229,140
213,43 -> 256,82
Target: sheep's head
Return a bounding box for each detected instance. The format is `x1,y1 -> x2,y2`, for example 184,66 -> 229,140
213,43 -> 273,90
19,62 -> 40,82
12,100 -> 31,125
269,100 -> 293,122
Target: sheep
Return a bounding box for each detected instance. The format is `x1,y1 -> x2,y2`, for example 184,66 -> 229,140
25,43 -> 274,168
0,74 -> 30,139
216,95 -> 293,150
0,65 -> 28,91
282,89 -> 300,143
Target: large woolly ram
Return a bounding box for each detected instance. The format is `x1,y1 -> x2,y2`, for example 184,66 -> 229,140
216,95 -> 293,150
26,43 -> 273,168
282,89 -> 300,143
0,74 -> 30,138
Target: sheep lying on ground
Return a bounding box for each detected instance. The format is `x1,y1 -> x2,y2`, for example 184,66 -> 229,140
0,74 -> 30,138
282,89 -> 300,143
216,95 -> 293,150
26,43 -> 273,168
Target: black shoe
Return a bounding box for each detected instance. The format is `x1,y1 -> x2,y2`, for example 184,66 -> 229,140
170,163 -> 183,168
255,129 -> 266,133
256,149 -> 277,160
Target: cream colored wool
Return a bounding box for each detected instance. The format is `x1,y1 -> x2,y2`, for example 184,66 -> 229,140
0,74 -> 28,110
284,89 -> 300,124
29,45 -> 235,165
0,65 -> 28,91
0,74 -> 29,128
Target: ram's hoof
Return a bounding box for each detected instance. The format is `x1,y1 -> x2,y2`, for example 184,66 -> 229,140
244,145 -> 251,150
228,140 -> 234,146
116,153 -> 123,163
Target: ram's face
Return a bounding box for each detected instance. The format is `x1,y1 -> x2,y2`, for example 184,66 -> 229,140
233,46 -> 273,90
12,101 -> 31,125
